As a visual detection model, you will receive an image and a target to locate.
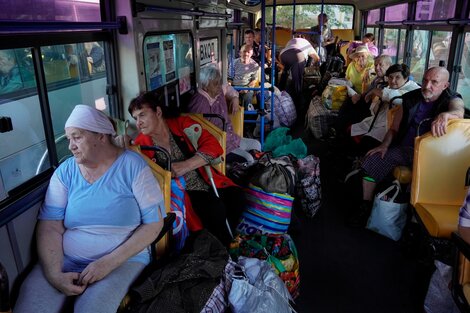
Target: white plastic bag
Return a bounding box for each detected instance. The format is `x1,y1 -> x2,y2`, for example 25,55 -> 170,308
366,180 -> 407,241
228,257 -> 295,313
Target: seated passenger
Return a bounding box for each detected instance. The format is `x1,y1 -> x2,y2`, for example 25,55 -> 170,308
351,64 -> 420,154
345,45 -> 375,94
14,105 -> 165,313
188,65 -> 261,164
279,36 -> 320,100
336,54 -> 393,137
348,67 -> 464,227
232,44 -> 260,108
0,49 -> 23,93
347,33 -> 379,58
129,92 -> 245,246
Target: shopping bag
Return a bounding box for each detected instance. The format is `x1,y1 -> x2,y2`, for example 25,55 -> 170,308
228,257 -> 295,313
366,180 -> 408,241
236,184 -> 293,235
229,233 -> 300,299
170,177 -> 189,251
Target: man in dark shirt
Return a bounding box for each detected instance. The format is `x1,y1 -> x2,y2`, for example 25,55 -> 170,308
244,29 -> 261,65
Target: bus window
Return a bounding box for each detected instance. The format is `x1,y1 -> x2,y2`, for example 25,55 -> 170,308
383,29 -> 400,63
367,9 -> 380,25
397,29 -> 406,64
410,30 -> 431,82
384,3 -> 408,21
429,31 -> 452,68
415,0 -> 457,20
265,4 -> 354,29
0,47 -> 43,194
0,49 -> 25,94
457,33 -> 470,110
0,42 -> 110,196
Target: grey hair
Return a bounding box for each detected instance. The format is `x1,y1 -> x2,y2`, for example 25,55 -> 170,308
199,65 -> 221,89
375,54 -> 393,65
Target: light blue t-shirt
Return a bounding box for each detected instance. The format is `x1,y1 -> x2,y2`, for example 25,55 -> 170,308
39,149 -> 166,272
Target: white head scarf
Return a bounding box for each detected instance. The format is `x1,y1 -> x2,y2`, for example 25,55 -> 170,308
65,105 -> 116,135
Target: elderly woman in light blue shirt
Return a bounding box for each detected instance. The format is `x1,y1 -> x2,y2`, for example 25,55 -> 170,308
15,105 -> 165,313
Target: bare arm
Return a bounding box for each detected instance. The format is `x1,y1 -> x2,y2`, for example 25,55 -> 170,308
432,97 -> 465,137
366,105 -> 403,158
171,154 -> 208,178
79,221 -> 163,285
37,220 -> 85,295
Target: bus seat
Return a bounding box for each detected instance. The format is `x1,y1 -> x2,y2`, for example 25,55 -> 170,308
230,106 -> 244,138
129,145 -> 172,258
118,145 -> 174,313
331,29 -> 355,41
451,232 -> 470,312
411,119 -> 470,239
274,26 -> 293,49
182,113 -> 227,175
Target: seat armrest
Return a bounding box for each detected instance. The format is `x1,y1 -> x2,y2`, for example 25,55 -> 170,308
151,212 -> 176,260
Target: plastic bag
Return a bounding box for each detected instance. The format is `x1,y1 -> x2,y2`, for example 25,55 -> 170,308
366,180 -> 407,241
424,260 -> 460,313
228,257 -> 295,313
170,177 -> 189,251
229,234 -> 300,299
296,155 -> 322,218
236,184 -> 293,235
264,127 -> 307,159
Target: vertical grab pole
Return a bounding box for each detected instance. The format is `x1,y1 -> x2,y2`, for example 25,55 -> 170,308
292,0 -> 296,37
260,0 -> 266,148
270,0 -> 277,131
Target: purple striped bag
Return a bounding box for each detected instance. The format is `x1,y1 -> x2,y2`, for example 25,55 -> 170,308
236,184 -> 293,236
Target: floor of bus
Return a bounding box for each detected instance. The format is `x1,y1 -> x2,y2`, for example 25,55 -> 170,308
285,101 -> 435,313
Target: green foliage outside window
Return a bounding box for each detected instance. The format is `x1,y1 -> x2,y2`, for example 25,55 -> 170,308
265,5 -> 354,29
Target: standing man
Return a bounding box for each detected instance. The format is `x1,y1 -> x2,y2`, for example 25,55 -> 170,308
310,13 -> 336,59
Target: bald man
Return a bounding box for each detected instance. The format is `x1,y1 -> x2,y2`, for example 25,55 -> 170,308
349,67 -> 465,227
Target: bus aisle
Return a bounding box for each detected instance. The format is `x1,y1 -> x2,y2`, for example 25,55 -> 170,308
288,128 -> 434,313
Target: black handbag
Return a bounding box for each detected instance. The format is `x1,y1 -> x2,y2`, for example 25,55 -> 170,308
251,154 -> 295,195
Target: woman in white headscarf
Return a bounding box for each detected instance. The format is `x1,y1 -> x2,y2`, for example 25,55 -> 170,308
15,105 -> 165,313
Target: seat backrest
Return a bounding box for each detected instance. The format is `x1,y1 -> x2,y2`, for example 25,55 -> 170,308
182,113 -> 227,175
230,106 -> 244,138
411,119 -> 470,207
387,105 -> 401,130
130,145 -> 172,258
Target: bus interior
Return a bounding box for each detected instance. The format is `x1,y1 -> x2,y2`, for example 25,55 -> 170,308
1,0 -> 470,312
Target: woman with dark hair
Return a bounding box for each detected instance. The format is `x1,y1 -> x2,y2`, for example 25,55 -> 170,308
350,63 -> 421,154
128,92 -> 245,246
